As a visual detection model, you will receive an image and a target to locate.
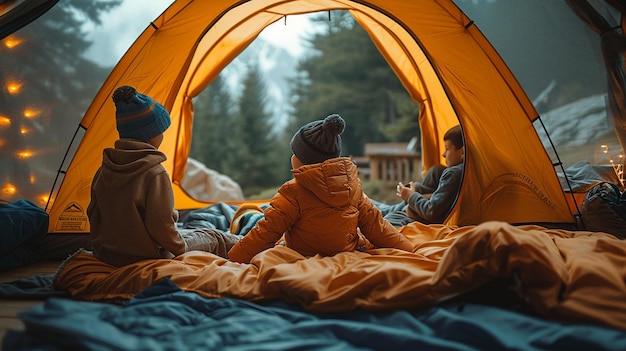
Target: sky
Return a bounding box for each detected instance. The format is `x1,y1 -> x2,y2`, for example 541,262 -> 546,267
85,1 -> 315,66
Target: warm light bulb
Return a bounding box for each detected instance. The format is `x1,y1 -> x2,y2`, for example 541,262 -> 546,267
39,194 -> 49,204
4,36 -> 22,49
23,108 -> 40,118
19,126 -> 29,134
2,183 -> 17,195
6,81 -> 22,95
17,150 -> 33,159
0,116 -> 10,127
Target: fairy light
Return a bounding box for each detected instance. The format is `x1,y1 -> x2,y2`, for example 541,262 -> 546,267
23,108 -> 40,118
2,183 -> 17,195
17,150 -> 34,159
19,126 -> 29,134
4,36 -> 23,49
600,144 -> 624,187
0,116 -> 10,127
6,81 -> 22,95
43,195 -> 54,207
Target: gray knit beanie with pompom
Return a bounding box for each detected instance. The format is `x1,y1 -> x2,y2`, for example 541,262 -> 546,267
290,114 -> 345,165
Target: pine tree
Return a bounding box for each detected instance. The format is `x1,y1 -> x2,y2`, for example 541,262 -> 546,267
290,10 -> 418,157
0,1 -> 119,205
227,63 -> 288,196
190,75 -> 235,173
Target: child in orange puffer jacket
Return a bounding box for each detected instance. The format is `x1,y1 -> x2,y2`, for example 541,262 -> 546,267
228,114 -> 414,264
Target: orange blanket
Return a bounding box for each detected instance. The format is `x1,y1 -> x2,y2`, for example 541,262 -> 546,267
53,221 -> 626,330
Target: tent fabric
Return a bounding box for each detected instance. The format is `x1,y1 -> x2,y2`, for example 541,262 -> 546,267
0,0 -> 59,40
565,0 -> 626,157
47,0 -> 576,233
53,220 -> 626,331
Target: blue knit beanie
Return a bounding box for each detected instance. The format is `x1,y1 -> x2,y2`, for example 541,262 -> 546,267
290,114 -> 345,165
112,86 -> 171,141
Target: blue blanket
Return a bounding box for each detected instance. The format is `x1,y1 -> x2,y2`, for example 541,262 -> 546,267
4,279 -> 626,351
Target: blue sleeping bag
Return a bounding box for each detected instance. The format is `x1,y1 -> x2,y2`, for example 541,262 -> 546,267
0,200 -> 48,270
4,278 -> 626,351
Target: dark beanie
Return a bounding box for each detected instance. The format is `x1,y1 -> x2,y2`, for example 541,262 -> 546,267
290,114 -> 345,165
112,86 -> 171,142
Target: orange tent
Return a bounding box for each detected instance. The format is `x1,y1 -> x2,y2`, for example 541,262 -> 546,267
46,0 -> 576,233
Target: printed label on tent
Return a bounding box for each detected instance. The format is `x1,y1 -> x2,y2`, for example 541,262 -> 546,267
512,173 -> 556,209
55,202 -> 88,232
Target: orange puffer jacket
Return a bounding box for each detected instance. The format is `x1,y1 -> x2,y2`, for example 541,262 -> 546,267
228,157 -> 414,263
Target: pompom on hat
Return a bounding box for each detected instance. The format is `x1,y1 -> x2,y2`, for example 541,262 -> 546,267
112,86 -> 171,142
290,113 -> 345,165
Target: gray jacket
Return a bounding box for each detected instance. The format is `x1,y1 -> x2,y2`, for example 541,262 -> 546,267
406,162 -> 464,224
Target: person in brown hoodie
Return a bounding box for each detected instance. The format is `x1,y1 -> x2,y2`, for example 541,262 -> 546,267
228,114 -> 414,264
88,86 -> 240,267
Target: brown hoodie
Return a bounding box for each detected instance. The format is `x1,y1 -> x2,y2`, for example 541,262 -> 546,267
88,139 -> 186,267
228,157 -> 414,263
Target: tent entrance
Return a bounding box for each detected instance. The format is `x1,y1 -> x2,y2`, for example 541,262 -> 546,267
40,0 -> 577,233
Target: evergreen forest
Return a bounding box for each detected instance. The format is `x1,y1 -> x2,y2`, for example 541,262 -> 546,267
189,11 -> 419,198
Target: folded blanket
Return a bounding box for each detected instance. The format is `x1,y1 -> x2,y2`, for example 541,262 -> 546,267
53,221 -> 626,330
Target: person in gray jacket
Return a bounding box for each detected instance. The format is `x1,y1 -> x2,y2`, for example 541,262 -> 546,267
385,125 -> 464,227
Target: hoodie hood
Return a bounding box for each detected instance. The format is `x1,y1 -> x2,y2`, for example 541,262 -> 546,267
292,157 -> 361,207
99,139 -> 167,189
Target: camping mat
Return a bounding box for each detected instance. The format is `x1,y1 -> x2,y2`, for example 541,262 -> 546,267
53,221 -> 626,331
6,278 -> 626,351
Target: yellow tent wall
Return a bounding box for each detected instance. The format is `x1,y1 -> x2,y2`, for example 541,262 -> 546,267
47,0 -> 576,233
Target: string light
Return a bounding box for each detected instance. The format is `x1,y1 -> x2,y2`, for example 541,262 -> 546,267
6,80 -> 22,95
3,36 -> 23,49
23,108 -> 40,118
17,150 -> 34,159
600,144 -> 624,187
0,116 -> 10,127
2,183 -> 17,195
39,194 -> 49,204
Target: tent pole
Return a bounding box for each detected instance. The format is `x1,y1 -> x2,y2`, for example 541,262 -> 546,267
535,117 -> 582,225
45,124 -> 85,212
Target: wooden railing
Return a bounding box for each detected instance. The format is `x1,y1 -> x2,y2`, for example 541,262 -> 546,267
353,142 -> 421,183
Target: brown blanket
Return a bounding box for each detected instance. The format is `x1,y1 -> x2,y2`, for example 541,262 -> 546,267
53,221 -> 626,330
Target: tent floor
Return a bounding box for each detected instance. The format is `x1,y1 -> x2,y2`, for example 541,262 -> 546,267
0,260 -> 62,341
